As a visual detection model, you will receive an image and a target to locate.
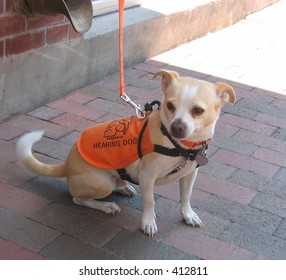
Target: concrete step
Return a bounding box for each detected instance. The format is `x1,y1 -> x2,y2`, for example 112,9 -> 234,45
0,0 -> 279,121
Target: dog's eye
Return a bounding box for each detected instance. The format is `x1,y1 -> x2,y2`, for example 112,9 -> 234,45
166,102 -> 176,113
191,106 -> 205,116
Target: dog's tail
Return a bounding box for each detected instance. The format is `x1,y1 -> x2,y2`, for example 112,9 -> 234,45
16,131 -> 66,178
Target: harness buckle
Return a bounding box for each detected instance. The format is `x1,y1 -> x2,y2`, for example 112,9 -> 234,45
121,93 -> 146,119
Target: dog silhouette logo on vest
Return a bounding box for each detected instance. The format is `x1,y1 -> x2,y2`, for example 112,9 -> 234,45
77,115 -> 154,169
103,116 -> 134,139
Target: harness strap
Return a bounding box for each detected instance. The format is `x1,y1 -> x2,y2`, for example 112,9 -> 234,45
117,113 -> 149,185
160,123 -> 204,160
144,100 -> 161,112
117,168 -> 138,185
137,117 -> 149,158
153,145 -> 184,157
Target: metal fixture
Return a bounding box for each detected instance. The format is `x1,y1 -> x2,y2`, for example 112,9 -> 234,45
13,0 -> 93,33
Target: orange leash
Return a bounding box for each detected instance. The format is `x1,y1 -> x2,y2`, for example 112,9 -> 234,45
119,0 -> 125,98
118,0 -> 145,119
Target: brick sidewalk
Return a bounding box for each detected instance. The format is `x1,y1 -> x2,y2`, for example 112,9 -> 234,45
1,2 -> 286,259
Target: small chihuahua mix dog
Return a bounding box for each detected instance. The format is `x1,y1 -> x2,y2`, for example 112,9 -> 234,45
17,70 -> 235,236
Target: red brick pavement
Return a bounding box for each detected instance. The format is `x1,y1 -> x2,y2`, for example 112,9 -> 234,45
1,57 -> 285,259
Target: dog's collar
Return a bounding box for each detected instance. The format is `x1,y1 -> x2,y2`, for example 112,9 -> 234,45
181,138 -> 207,148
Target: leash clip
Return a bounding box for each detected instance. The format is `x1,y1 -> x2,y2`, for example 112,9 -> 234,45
121,93 -> 146,119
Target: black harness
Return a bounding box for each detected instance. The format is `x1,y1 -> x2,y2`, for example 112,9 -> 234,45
117,101 -> 209,184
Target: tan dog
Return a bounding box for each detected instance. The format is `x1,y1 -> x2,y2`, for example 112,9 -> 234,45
16,70 -> 236,236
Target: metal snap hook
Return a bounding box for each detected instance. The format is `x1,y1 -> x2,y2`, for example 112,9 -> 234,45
121,93 -> 146,119
135,107 -> 146,119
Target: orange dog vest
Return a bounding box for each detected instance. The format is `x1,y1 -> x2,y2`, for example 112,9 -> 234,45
77,115 -> 154,169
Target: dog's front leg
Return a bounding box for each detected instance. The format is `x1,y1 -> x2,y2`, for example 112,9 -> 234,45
180,169 -> 203,227
139,174 -> 157,236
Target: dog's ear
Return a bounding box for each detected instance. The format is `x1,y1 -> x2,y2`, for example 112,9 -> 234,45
153,70 -> 179,92
215,82 -> 236,105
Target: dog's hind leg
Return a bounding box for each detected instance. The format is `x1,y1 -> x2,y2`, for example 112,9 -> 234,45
65,145 -> 122,214
115,178 -> 137,197
67,170 -> 121,214
69,178 -> 121,214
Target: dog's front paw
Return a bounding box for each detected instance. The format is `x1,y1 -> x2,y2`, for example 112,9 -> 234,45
181,207 -> 203,227
141,214 -> 158,237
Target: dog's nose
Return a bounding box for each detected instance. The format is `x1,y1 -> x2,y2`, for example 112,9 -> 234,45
170,119 -> 187,138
